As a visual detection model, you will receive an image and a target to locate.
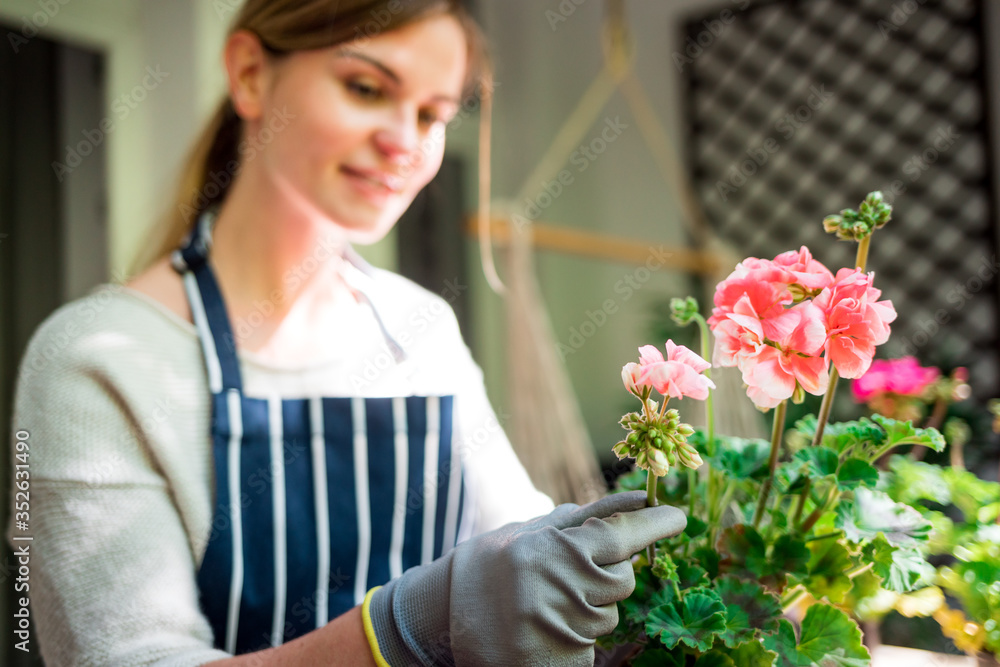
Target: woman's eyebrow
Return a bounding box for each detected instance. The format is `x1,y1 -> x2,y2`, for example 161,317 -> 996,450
335,49 -> 461,104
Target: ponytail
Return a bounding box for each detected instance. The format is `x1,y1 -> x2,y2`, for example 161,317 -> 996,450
129,97 -> 241,276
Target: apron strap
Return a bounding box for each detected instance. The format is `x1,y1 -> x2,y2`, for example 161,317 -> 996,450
172,208 -> 244,393
170,208 -> 411,394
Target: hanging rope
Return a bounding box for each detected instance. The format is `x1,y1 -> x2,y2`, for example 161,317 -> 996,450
477,70 -> 506,295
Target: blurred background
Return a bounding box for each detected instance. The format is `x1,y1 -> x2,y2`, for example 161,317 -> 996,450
1,0 -> 998,664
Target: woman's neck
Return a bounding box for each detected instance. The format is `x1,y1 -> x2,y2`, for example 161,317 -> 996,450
208,164 -> 357,344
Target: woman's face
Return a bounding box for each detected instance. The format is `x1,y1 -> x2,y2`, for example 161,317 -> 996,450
249,14 -> 468,243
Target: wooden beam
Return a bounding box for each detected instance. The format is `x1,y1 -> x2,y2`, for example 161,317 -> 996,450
464,216 -> 723,276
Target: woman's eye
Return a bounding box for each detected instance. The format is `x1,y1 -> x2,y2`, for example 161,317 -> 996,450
347,80 -> 383,100
419,110 -> 442,126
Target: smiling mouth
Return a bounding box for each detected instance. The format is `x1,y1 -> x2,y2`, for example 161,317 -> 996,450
342,166 -> 404,193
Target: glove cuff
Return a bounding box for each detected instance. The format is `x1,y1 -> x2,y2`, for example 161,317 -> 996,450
368,556 -> 455,667
362,586 -> 392,667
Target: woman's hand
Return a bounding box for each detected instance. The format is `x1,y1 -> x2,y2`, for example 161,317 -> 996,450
367,490 -> 686,666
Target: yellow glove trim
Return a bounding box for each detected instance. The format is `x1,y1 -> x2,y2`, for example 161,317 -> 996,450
362,586 -> 391,667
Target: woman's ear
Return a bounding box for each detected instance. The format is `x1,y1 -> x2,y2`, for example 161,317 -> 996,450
223,30 -> 274,122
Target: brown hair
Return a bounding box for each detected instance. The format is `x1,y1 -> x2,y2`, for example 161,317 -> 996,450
129,0 -> 490,275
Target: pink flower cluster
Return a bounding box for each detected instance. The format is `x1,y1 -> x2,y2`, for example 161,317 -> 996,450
623,341 -> 716,401
851,357 -> 940,402
708,246 -> 897,409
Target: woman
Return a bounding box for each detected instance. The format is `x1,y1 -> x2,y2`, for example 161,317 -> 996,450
7,1 -> 684,665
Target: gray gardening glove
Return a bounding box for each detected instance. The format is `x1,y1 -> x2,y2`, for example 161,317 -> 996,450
366,490 -> 686,666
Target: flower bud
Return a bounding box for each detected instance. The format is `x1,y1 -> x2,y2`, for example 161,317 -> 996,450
612,441 -> 629,459
675,442 -> 704,469
823,192 -> 892,241
648,449 -> 670,477
669,296 -> 700,326
822,214 -> 842,235
622,362 -> 644,395
652,552 -> 680,583
677,423 -> 695,437
635,450 -> 647,469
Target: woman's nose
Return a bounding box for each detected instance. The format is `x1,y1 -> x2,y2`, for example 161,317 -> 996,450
374,108 -> 421,164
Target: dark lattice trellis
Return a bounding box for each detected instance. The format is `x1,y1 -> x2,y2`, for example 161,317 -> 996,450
682,0 -> 999,397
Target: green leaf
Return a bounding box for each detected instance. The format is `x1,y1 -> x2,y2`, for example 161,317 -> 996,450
944,467 -> 1000,522
677,559 -> 710,589
646,591 -> 728,653
771,535 -> 811,580
685,515 -> 709,539
885,456 -> 950,507
804,537 -> 854,604
862,533 -> 935,593
794,447 -> 839,478
695,651 -> 736,667
725,640 -> 778,667
632,649 -> 685,667
694,546 -> 722,579
769,509 -> 789,532
622,567 -> 676,626
836,458 -> 879,491
836,488 -> 931,547
717,525 -> 808,589
794,416 -> 885,458
871,414 -> 945,455
778,447 -> 839,494
763,605 -> 870,666
709,436 -> 772,480
714,575 -> 782,648
717,524 -> 768,579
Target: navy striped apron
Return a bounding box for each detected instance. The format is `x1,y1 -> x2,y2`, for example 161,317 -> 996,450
171,210 -> 472,655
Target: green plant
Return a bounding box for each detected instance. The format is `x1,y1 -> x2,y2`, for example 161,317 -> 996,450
599,193 -> 956,666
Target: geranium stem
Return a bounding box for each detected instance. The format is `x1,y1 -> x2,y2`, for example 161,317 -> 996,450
798,485 -> 838,534
694,314 -> 715,455
646,470 -> 658,565
811,368 -> 840,449
811,232 -> 870,450
688,469 -> 696,518
855,234 -> 872,272
753,400 -> 788,528
694,313 -> 719,542
792,476 -> 812,527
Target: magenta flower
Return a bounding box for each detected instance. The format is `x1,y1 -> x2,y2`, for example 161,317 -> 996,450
635,341 -> 715,400
852,357 -> 940,402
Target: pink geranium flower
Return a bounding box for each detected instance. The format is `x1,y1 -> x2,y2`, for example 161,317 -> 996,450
772,246 -> 835,290
852,357 -> 940,402
813,268 -> 897,379
714,297 -> 829,408
707,259 -> 794,330
634,341 -> 715,400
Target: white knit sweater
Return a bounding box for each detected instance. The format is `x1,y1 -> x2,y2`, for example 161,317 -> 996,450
5,266 -> 554,667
